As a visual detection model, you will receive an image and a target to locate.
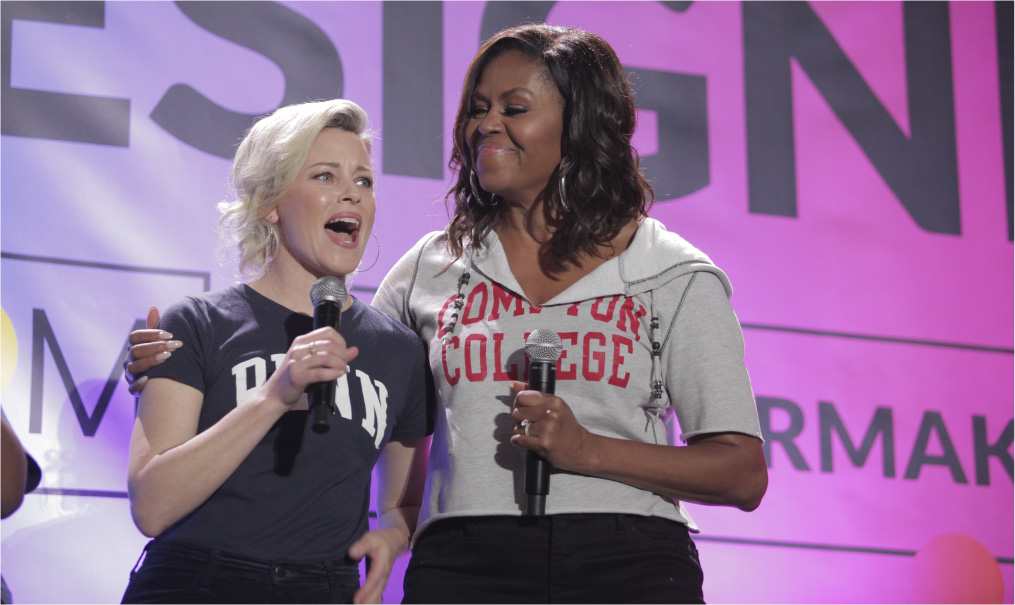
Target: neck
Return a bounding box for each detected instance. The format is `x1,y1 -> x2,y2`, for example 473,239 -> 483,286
248,258 -> 349,316
494,196 -> 555,246
493,201 -> 642,276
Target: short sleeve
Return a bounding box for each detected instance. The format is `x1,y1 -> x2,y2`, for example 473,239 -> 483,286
663,272 -> 763,442
388,332 -> 435,440
144,297 -> 209,395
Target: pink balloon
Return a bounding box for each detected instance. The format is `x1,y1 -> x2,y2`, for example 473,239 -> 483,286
912,533 -> 1004,604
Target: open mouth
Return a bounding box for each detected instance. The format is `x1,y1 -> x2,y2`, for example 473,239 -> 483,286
325,217 -> 361,244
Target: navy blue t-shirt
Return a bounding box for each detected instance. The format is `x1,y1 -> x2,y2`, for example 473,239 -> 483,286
143,284 -> 431,561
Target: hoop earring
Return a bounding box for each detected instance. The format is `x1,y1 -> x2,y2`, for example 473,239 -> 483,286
469,169 -> 498,207
357,232 -> 381,272
558,171 -> 570,213
469,169 -> 484,205
266,221 -> 279,257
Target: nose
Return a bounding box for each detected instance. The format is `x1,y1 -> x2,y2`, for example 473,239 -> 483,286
337,176 -> 361,204
476,110 -> 501,136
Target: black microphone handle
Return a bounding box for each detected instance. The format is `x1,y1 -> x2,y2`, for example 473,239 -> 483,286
525,360 -> 555,516
528,360 -> 556,395
309,300 -> 342,434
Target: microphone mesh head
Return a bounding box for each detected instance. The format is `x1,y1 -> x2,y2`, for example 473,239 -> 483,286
525,329 -> 563,362
310,276 -> 348,306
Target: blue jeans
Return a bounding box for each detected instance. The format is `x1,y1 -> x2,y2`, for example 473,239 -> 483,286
122,540 -> 360,604
403,514 -> 705,603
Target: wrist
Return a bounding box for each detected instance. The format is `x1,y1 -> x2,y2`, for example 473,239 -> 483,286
376,525 -> 411,554
379,509 -> 416,548
248,387 -> 295,420
574,430 -> 604,475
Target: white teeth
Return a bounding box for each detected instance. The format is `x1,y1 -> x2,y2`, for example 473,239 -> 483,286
327,217 -> 360,227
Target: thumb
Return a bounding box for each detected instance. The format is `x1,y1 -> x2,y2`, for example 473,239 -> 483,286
347,534 -> 370,561
146,306 -> 161,329
348,543 -> 363,561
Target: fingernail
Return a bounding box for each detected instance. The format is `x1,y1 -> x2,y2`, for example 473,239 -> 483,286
155,351 -> 172,361
166,340 -> 183,349
159,331 -> 173,339
128,377 -> 147,395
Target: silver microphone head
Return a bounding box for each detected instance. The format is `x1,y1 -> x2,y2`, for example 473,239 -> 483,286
525,329 -> 563,363
310,276 -> 348,306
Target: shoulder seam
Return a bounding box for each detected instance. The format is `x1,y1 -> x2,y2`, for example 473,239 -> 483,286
661,272 -> 698,351
404,232 -> 442,333
626,259 -> 714,289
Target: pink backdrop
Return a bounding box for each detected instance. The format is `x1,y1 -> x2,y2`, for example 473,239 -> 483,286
2,2 -> 1011,603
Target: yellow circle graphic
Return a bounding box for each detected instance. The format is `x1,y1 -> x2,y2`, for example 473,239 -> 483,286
1,307 -> 17,392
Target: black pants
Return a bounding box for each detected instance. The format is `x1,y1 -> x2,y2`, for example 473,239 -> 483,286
121,540 -> 360,604
403,514 -> 705,604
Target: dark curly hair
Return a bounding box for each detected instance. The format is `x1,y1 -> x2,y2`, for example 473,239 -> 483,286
445,24 -> 654,270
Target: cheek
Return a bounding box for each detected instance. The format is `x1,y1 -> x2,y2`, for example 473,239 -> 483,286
531,127 -> 562,166
523,121 -> 564,160
463,124 -> 478,155
362,202 -> 377,233
546,123 -> 564,159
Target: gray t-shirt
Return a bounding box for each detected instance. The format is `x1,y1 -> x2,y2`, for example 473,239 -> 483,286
144,284 -> 431,560
372,218 -> 762,541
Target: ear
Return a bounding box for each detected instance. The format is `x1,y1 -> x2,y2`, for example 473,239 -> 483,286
263,206 -> 280,224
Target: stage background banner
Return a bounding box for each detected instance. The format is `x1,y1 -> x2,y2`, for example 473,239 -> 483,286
1,2 -> 1011,603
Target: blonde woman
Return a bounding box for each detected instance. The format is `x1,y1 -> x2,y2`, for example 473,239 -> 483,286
122,100 -> 430,604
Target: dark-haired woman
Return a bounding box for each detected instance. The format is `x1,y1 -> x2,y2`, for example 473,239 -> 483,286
372,24 -> 767,603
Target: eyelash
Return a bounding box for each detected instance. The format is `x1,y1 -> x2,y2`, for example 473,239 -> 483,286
468,106 -> 527,118
314,173 -> 373,188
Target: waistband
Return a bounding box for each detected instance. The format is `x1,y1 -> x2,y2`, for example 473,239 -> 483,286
419,513 -> 689,539
137,539 -> 360,575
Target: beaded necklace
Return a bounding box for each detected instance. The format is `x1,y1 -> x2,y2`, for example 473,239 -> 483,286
440,244 -> 476,344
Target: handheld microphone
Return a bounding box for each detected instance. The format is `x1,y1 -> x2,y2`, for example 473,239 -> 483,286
309,276 -> 347,434
523,329 -> 563,516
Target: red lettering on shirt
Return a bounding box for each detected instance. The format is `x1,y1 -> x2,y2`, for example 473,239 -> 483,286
488,283 -> 525,320
442,337 -> 460,385
462,283 -> 488,325
558,332 -> 578,380
492,333 -> 520,381
608,334 -> 633,388
582,332 -> 607,381
464,334 -> 488,381
591,296 -> 620,322
616,297 -> 647,341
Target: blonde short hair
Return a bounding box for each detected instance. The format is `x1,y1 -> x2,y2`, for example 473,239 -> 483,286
218,99 -> 372,278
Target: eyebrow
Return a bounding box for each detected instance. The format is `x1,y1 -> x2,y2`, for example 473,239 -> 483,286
309,161 -> 372,173
471,87 -> 534,102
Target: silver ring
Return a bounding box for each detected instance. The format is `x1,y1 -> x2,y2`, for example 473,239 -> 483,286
520,418 -> 531,436
308,341 -> 317,357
